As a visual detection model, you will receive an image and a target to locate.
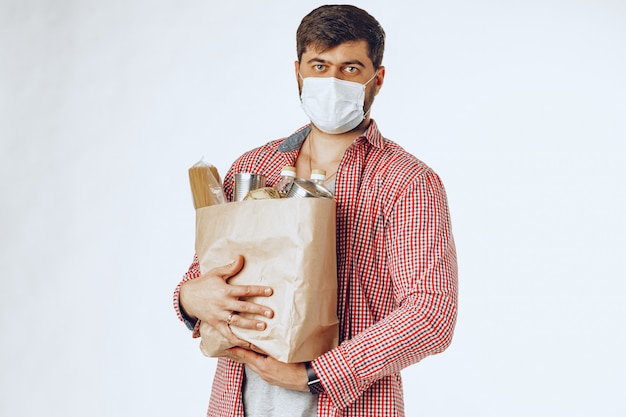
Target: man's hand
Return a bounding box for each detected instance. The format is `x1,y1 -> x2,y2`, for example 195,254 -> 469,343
179,255 -> 274,347
226,347 -> 309,392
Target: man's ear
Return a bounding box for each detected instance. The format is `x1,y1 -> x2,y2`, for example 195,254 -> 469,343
374,66 -> 385,95
294,61 -> 303,93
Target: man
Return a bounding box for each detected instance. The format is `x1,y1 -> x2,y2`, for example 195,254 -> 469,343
174,5 -> 457,416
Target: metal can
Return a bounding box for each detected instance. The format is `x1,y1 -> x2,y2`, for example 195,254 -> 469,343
234,173 -> 266,201
286,178 -> 334,199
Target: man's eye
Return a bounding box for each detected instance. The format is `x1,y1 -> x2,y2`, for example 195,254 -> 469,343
314,64 -> 325,71
345,66 -> 357,73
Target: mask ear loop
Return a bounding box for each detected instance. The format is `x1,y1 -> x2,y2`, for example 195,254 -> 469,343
363,70 -> 379,87
362,70 -> 379,117
298,72 -> 306,103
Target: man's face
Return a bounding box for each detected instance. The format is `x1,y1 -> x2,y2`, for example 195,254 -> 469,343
295,40 -> 384,114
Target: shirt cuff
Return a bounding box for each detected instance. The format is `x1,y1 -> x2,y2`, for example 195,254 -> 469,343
181,311 -> 198,331
314,347 -> 361,409
173,284 -> 198,331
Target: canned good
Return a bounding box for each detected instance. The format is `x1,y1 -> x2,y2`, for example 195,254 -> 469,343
286,178 -> 334,199
234,173 -> 266,201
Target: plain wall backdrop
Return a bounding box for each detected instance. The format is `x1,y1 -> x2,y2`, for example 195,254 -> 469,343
1,0 -> 625,416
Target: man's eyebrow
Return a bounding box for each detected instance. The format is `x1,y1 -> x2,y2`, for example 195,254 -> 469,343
305,58 -> 367,67
342,60 -> 366,68
306,58 -> 329,64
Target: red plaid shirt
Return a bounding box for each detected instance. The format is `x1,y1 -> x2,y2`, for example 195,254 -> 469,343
174,120 -> 458,416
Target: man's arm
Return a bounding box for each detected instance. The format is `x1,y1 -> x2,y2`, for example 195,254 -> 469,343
225,170 -> 457,405
313,169 -> 458,409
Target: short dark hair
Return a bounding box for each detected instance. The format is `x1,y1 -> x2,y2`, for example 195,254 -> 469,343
296,5 -> 386,69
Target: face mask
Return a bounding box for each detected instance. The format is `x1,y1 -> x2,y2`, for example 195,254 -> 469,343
299,72 -> 377,134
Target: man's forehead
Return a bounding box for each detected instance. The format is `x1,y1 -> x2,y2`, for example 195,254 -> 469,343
301,40 -> 372,64
303,39 -> 368,53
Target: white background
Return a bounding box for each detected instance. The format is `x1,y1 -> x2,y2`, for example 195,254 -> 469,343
1,1 -> 625,416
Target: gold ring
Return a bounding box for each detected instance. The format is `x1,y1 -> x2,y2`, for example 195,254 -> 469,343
227,313 -> 234,327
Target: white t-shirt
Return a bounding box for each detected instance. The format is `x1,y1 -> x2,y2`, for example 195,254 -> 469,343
243,366 -> 318,417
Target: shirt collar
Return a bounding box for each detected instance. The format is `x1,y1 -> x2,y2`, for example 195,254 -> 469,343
278,120 -> 385,153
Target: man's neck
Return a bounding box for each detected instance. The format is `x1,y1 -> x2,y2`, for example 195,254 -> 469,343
296,119 -> 370,180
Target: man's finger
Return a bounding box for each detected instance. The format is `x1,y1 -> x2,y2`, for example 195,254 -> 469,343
214,255 -> 245,280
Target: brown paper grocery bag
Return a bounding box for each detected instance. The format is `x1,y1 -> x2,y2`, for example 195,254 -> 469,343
195,197 -> 339,363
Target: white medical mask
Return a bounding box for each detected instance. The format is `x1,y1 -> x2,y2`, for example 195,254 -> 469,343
299,72 -> 377,134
